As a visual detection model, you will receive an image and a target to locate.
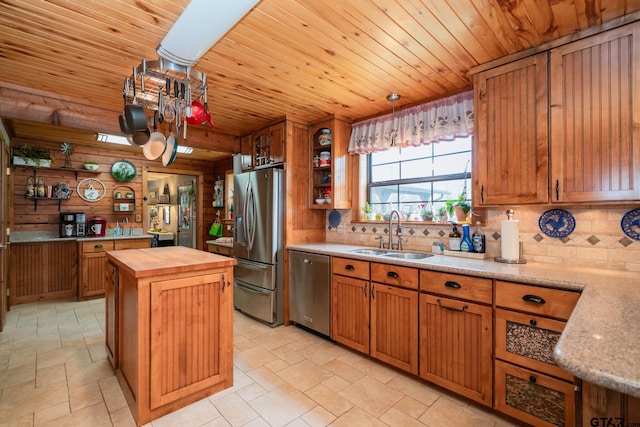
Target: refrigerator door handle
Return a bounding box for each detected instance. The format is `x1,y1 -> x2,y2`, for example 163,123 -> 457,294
242,180 -> 251,248
247,182 -> 256,251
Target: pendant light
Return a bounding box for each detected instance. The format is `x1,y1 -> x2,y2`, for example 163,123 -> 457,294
387,93 -> 401,147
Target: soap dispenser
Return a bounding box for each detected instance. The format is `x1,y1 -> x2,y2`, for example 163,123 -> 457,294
460,224 -> 473,252
448,224 -> 461,251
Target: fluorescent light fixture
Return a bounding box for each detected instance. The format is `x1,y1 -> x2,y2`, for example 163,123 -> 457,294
157,0 -> 260,66
97,133 -> 193,155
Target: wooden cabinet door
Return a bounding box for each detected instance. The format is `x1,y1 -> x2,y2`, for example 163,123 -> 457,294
582,382 -> 640,426
473,52 -> 549,205
419,294 -> 493,406
149,271 -> 231,410
550,23 -> 640,202
331,274 -> 369,354
105,261 -> 118,369
370,283 -> 418,374
269,121 -> 285,164
81,252 -> 108,298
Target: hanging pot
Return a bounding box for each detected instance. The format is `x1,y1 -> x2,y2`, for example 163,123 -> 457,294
162,122 -> 177,167
186,101 -> 214,128
144,111 -> 166,160
118,81 -> 133,135
127,127 -> 150,146
124,68 -> 148,131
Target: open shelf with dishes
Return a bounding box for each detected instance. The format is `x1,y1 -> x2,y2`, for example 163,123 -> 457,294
309,116 -> 352,210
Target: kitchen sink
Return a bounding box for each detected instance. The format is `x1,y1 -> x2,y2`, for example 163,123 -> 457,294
382,252 -> 433,259
350,248 -> 390,255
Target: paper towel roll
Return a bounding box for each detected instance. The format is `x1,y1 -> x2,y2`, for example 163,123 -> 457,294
501,220 -> 520,261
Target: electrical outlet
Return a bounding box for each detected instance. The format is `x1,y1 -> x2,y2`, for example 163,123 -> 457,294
135,214 -> 141,222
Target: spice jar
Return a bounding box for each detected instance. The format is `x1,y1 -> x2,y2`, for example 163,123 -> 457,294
25,176 -> 35,197
36,177 -> 46,197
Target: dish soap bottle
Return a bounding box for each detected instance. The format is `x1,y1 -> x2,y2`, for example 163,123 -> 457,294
472,221 -> 486,253
460,224 -> 473,252
448,225 -> 461,251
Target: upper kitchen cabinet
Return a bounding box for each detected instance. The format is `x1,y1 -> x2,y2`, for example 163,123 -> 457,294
473,52 -> 549,205
253,121 -> 285,168
309,116 -> 352,210
550,23 -> 640,203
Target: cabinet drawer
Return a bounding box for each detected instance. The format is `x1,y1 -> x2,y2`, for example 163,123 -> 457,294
208,244 -> 232,256
332,257 -> 370,280
114,239 -> 150,250
495,281 -> 580,320
495,308 -> 572,382
82,241 -> 114,253
495,360 -> 576,427
420,270 -> 492,304
371,262 -> 418,290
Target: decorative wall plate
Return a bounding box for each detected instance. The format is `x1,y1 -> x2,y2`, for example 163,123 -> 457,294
329,210 -> 341,227
538,209 -> 576,238
621,208 -> 640,241
111,160 -> 137,182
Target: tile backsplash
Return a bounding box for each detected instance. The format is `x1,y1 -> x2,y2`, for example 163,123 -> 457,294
326,207 -> 640,272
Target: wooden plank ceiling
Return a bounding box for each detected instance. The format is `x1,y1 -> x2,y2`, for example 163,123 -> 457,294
1,0 -> 639,159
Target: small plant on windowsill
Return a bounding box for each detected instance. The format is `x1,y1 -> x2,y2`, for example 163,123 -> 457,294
362,201 -> 375,221
445,160 -> 471,223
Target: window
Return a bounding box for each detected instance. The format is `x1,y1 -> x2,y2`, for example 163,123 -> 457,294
367,136 -> 472,219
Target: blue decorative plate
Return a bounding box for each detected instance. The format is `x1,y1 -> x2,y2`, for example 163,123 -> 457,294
621,208 -> 640,241
538,209 -> 575,238
328,210 -> 341,228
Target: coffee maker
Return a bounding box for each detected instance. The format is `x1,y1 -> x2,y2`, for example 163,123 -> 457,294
59,212 -> 86,238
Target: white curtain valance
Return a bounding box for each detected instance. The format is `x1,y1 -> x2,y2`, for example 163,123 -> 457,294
348,90 -> 474,154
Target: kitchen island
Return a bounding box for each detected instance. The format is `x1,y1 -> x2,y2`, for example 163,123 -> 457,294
106,246 -> 236,426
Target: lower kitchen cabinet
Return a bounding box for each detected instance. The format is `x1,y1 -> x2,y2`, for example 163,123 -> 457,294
419,294 -> 492,405
582,381 -> 640,426
332,274 -> 370,354
495,360 -> 576,427
494,280 -> 580,426
418,270 -> 493,406
79,238 -> 150,300
9,241 -> 77,304
331,257 -> 419,374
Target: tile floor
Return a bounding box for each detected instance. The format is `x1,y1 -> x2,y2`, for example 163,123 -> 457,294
0,298 -> 519,427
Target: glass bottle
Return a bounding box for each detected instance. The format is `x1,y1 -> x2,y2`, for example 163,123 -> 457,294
448,225 -> 461,251
36,177 -> 46,197
460,223 -> 473,252
472,221 -> 486,253
25,176 -> 35,197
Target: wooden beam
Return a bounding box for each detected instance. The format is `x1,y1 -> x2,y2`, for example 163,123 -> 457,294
0,84 -> 239,153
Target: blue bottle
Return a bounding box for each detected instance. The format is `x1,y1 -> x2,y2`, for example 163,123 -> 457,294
460,224 -> 473,252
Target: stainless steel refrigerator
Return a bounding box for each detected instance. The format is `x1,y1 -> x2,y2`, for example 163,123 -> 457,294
233,167 -> 284,326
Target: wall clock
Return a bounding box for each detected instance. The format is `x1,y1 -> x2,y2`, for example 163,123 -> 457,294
111,160 -> 137,182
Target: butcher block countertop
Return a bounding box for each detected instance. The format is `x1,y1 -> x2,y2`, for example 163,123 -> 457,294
106,246 -> 236,278
287,242 -> 640,398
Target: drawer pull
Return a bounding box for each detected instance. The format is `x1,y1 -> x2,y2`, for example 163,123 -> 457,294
444,281 -> 461,289
530,319 -> 537,326
386,271 -> 399,279
522,294 -> 546,305
94,244 -> 104,249
437,299 -> 468,313
529,375 -> 537,383
345,264 -> 355,271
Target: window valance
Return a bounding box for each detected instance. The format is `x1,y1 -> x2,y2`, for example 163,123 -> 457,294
348,90 -> 474,154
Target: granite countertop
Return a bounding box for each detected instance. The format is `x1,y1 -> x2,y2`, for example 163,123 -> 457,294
10,230 -> 151,243
287,242 -> 640,398
206,238 -> 233,248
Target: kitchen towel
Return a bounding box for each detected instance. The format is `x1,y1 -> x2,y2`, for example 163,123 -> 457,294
501,219 -> 520,261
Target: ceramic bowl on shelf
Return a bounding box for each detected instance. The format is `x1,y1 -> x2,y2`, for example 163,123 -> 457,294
315,198 -> 325,205
83,163 -> 99,171
324,198 -> 331,204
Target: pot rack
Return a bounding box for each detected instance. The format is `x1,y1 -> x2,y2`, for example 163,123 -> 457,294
123,58 -> 207,117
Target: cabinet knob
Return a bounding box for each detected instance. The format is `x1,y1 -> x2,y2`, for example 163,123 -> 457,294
94,244 -> 103,249
529,375 -> 537,383
530,319 -> 537,326
386,271 -> 399,279
345,264 -> 355,271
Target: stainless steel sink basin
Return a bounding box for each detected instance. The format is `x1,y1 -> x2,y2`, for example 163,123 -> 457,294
382,252 -> 433,259
350,248 -> 390,255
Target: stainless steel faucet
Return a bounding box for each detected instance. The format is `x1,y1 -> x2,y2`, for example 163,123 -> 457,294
387,209 -> 406,250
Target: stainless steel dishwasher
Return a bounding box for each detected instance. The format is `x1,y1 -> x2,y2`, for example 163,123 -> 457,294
289,251 -> 330,337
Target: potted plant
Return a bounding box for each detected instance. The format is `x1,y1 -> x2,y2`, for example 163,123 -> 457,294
83,160 -> 100,171
446,193 -> 471,223
12,145 -> 53,167
362,202 -> 375,221
436,205 -> 448,223
419,203 -> 433,221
